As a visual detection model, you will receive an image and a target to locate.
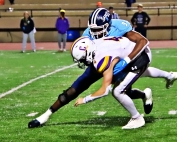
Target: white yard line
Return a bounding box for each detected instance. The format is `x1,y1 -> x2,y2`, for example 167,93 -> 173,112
92,111 -> 107,116
168,110 -> 177,115
26,112 -> 39,117
0,63 -> 77,99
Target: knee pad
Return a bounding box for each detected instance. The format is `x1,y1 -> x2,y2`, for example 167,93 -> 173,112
58,92 -> 68,105
58,87 -> 78,105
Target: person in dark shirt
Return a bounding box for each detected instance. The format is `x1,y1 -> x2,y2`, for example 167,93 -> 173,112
109,6 -> 119,19
131,4 -> 151,37
55,9 -> 70,52
125,0 -> 133,9
20,11 -> 36,52
9,0 -> 14,5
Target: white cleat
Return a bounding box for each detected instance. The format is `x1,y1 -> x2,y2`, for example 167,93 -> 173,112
166,72 -> 177,89
122,115 -> 145,129
143,88 -> 153,114
63,49 -> 66,52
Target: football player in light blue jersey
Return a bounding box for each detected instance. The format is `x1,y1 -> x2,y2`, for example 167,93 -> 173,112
81,8 -> 177,89
28,8 -> 177,128
83,19 -> 132,40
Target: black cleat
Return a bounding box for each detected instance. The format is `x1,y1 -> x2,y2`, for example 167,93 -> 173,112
28,119 -> 41,128
144,103 -> 153,114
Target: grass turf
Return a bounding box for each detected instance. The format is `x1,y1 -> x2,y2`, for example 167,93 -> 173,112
0,49 -> 177,142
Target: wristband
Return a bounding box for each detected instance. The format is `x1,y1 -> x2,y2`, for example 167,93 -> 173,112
83,95 -> 93,104
124,56 -> 131,64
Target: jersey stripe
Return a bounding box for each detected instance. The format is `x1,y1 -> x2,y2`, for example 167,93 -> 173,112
97,56 -> 112,73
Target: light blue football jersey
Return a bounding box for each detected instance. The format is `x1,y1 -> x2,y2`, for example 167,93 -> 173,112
82,19 -> 133,40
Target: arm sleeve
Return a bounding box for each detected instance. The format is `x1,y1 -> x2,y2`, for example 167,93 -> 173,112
82,28 -> 92,38
145,12 -> 151,25
67,19 -> 70,30
116,13 -> 119,19
55,19 -> 58,29
20,19 -> 23,30
118,20 -> 133,35
31,19 -> 34,29
131,13 -> 136,25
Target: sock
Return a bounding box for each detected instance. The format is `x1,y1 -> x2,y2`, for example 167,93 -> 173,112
128,89 -> 145,100
50,106 -> 56,113
142,67 -> 172,79
36,109 -> 52,124
45,109 -> 52,116
114,93 -> 140,118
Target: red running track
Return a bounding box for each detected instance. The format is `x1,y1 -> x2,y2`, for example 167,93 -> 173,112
0,41 -> 177,51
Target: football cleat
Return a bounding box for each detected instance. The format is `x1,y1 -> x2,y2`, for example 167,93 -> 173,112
28,109 -> 52,128
143,88 -> 153,114
28,119 -> 41,128
166,72 -> 177,89
122,115 -> 145,129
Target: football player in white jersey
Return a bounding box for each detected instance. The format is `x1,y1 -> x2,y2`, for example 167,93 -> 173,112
71,36 -> 152,129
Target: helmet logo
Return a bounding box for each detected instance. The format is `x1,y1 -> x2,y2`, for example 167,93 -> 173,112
102,11 -> 110,22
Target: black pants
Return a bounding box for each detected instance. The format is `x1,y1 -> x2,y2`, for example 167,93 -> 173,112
125,0 -> 132,7
9,0 -> 14,4
135,26 -> 147,37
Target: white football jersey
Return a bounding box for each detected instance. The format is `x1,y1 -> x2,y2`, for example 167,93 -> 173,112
92,36 -> 151,73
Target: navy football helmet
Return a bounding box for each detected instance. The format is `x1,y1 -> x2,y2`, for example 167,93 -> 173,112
88,8 -> 112,39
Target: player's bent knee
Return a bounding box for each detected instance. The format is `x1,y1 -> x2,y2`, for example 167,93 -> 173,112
58,87 -> 78,105
112,86 -> 121,97
112,86 -> 125,103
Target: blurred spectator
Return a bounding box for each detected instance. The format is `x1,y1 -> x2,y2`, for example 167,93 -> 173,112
55,9 -> 69,52
9,0 -> 14,5
131,4 -> 151,37
96,2 -> 102,8
8,7 -> 14,12
0,0 -> 5,5
125,0 -> 133,9
20,11 -> 36,53
109,6 -> 119,19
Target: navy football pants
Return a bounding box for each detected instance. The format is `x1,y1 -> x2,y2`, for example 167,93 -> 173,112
71,64 -> 103,95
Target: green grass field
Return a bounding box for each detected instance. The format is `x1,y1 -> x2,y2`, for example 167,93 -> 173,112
0,49 -> 177,142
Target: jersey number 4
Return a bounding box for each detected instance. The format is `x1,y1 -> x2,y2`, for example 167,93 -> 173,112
104,37 -> 123,42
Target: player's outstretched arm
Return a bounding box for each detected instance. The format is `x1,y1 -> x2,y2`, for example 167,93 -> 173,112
74,58 -> 119,107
